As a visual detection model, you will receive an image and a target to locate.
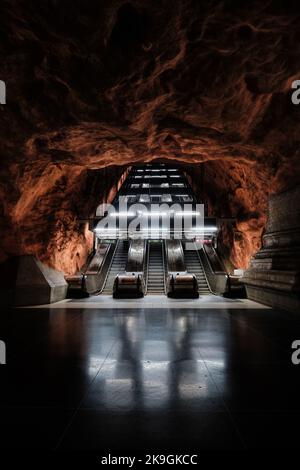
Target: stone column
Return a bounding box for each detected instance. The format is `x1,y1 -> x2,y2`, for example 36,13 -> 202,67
243,185 -> 300,313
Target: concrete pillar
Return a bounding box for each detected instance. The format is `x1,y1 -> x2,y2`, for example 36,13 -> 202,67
1,256 -> 68,307
243,185 -> 300,313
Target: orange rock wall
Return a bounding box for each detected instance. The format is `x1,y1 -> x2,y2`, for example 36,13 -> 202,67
0,0 -> 299,274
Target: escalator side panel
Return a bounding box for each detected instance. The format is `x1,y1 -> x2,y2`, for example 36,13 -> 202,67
165,240 -> 198,298
85,244 -> 110,275
125,239 -> 146,273
83,243 -> 114,295
200,245 -> 229,294
102,241 -> 128,294
165,239 -> 185,273
113,239 -> 146,298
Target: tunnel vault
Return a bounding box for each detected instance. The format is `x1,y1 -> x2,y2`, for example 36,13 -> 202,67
0,158 -> 271,277
0,0 -> 299,309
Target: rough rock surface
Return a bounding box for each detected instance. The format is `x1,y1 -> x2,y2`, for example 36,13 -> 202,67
0,0 -> 299,274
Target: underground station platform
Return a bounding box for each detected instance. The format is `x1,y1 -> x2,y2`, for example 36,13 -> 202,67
1,163 -> 300,454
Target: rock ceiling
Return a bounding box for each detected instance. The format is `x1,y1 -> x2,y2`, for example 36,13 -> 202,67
0,0 -> 299,273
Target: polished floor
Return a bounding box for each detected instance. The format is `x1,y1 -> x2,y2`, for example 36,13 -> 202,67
0,302 -> 300,450
23,294 -> 269,309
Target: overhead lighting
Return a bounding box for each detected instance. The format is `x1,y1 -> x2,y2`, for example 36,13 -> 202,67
193,226 -> 218,232
94,228 -> 117,233
109,211 -> 136,217
148,175 -> 165,178
175,211 -> 200,216
145,228 -> 168,233
140,211 -> 168,216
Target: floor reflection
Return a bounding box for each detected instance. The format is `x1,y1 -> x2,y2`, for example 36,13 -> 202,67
84,311 -> 221,411
1,306 -> 300,449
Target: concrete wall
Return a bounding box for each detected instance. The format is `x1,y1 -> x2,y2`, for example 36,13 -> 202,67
0,256 -> 68,307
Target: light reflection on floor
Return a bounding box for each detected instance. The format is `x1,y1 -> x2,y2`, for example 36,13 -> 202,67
1,306 -> 299,450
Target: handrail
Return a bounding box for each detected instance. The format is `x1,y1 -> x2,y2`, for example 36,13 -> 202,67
200,245 -> 229,294
145,241 -> 150,294
162,240 -> 167,294
203,244 -> 227,274
82,242 -> 116,295
99,240 -> 120,294
81,247 -> 96,274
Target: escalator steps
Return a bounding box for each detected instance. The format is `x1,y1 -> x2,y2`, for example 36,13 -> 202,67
102,243 -> 128,294
184,251 -> 210,294
147,244 -> 165,294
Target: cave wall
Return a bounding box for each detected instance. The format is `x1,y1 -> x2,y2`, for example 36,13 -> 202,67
0,163 -> 127,275
184,160 -> 270,270
0,0 -> 300,275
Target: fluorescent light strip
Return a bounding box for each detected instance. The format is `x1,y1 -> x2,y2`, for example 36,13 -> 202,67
109,212 -> 136,217
192,226 -> 218,232
140,212 -> 168,216
175,211 -> 200,216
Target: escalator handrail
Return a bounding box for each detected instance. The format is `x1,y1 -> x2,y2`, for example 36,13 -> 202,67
99,239 -> 120,294
162,240 -> 167,294
82,243 -> 115,295
81,248 -> 96,274
203,244 -> 228,275
200,245 -> 229,294
202,244 -> 229,279
145,241 -> 150,294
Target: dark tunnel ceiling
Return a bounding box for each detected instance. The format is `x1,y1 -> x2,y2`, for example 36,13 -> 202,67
0,0 -> 300,274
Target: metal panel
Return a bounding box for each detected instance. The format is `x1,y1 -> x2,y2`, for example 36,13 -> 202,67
126,239 -> 146,273
83,243 -> 115,295
200,245 -> 229,294
165,239 -> 186,273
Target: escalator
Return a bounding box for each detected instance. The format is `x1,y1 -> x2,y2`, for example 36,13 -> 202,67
199,244 -> 229,295
165,239 -> 198,298
113,239 -> 146,298
146,242 -> 166,295
184,248 -> 211,295
102,240 -> 128,294
71,163 -> 230,299
67,243 -> 114,297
